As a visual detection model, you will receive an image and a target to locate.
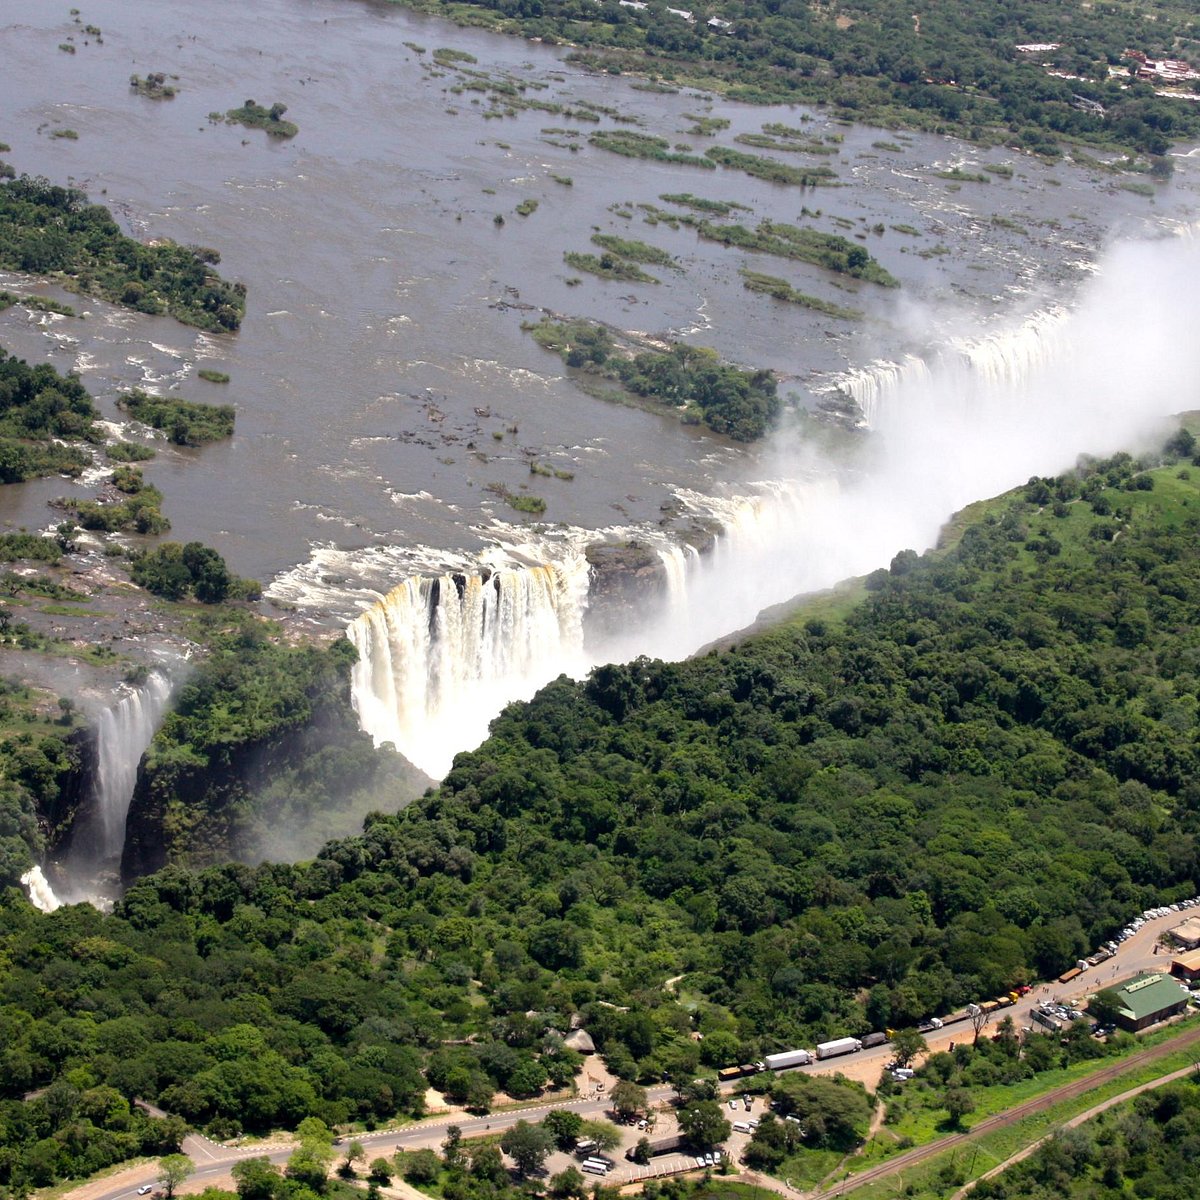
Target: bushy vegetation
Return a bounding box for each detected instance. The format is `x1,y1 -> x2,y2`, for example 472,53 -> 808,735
117,389 -> 234,446
224,100 -> 298,138
529,317 -> 779,441
0,1082 -> 187,1190
696,219 -> 900,286
58,468 -> 170,534
130,72 -> 177,99
0,348 -> 97,482
739,269 -> 862,320
563,251 -> 658,284
0,176 -> 245,331
589,130 -> 714,168
659,193 -> 749,216
704,145 -> 839,187
590,234 -> 676,267
129,541 -> 260,604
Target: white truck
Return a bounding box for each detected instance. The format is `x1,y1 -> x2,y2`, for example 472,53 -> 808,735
763,1048 -> 812,1071
815,1037 -> 863,1060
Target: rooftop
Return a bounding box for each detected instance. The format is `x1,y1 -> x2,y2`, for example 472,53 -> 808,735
1114,972 -> 1190,1021
1170,916 -> 1200,942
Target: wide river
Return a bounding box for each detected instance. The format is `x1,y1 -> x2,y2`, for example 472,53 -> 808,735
3,0 -> 1200,775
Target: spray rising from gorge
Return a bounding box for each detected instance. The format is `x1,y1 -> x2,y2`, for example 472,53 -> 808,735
345,231 -> 1200,779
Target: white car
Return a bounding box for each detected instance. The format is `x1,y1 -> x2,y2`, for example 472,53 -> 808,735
137,1188 -> 153,1196
728,1099 -> 738,1109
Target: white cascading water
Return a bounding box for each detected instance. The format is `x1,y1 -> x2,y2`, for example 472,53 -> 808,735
20,865 -> 62,913
348,559 -> 590,777
86,671 -> 173,863
347,231 -> 1200,778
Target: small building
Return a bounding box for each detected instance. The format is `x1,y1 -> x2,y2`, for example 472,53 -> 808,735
1170,948 -> 1200,983
1168,916 -> 1200,951
1108,972 -> 1190,1031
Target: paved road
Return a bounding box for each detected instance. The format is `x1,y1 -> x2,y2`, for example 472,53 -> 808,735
60,906 -> 1195,1200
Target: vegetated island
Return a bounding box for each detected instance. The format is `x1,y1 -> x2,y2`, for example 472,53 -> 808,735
222,99 -> 298,138
697,219 -> 900,286
0,347 -> 99,482
116,389 -> 235,446
129,72 -> 177,99
528,315 -> 779,441
739,268 -> 862,320
0,174 -> 246,331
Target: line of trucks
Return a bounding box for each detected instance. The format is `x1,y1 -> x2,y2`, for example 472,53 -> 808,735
719,993 -> 1030,1079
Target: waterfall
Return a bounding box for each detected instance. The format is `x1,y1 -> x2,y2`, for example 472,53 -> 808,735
832,307 -> 1067,430
341,231 -> 1200,780
77,671 -> 173,866
20,865 -> 62,913
348,558 -> 590,778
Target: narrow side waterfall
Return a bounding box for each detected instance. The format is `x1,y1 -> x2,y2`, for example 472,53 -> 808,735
21,865 -> 62,913
348,558 -> 590,777
342,232 -> 1200,780
72,671 -> 173,869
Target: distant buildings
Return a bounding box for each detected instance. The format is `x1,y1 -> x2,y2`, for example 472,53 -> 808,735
1168,916 -> 1200,950
1170,949 -> 1200,984
1124,49 -> 1200,84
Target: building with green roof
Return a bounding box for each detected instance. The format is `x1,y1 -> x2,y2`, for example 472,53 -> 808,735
1107,972 -> 1190,1031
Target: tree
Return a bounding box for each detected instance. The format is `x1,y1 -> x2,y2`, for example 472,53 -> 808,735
890,1028 -> 928,1068
402,1149 -> 441,1186
338,1140 -> 364,1178
1088,988 -> 1124,1028
944,1086 -> 976,1128
157,1154 -> 194,1200
232,1157 -> 281,1200
367,1158 -> 392,1185
286,1143 -> 332,1193
441,1124 -> 463,1168
549,1166 -> 587,1199
677,1101 -> 731,1150
296,1118 -> 334,1148
610,1079 -> 648,1121
542,1109 -> 583,1150
577,1119 -> 621,1152
501,1120 -> 554,1176
769,1077 -> 871,1151
969,1004 -> 992,1045
631,1138 -> 652,1165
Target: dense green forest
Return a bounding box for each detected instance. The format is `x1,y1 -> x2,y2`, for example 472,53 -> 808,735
0,348 -> 98,482
0,175 -> 245,332
394,0 -> 1200,155
2,446 -> 1200,1195
972,1075 -> 1200,1199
